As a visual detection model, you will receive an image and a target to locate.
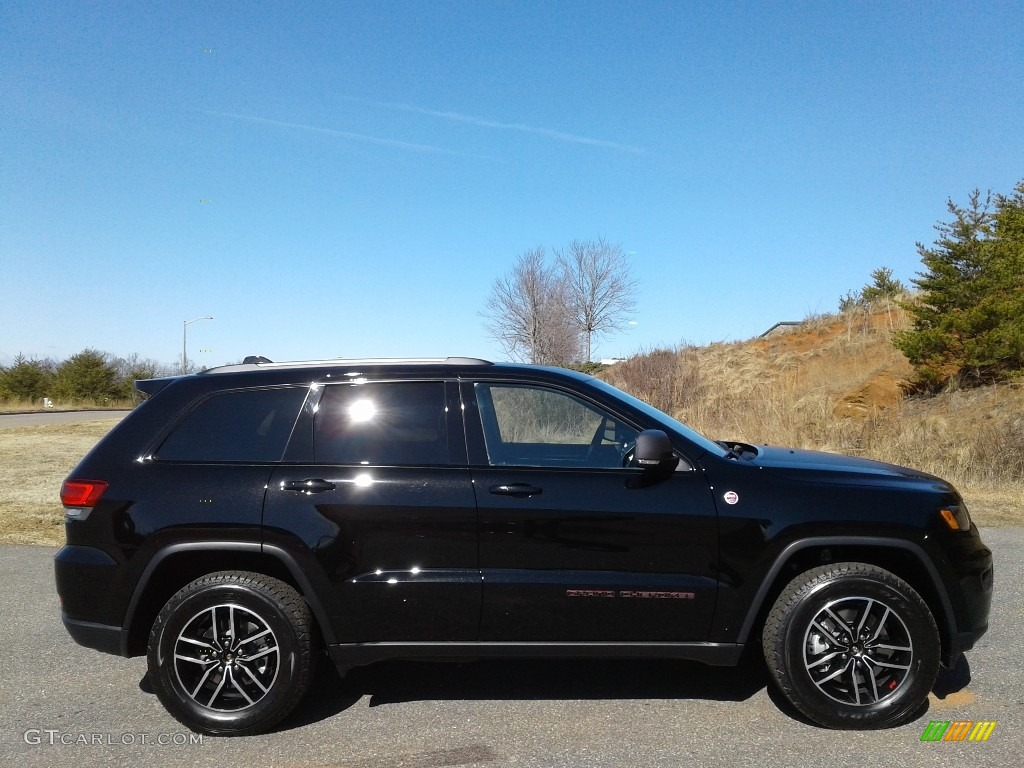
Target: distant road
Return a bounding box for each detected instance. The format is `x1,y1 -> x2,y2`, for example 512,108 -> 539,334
0,410 -> 131,429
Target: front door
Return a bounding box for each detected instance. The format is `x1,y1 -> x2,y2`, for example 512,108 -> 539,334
463,380 -> 719,642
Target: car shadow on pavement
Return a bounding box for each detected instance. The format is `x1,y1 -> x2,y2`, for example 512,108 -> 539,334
278,652 -> 975,733
277,653 -> 770,732
760,653 -> 974,730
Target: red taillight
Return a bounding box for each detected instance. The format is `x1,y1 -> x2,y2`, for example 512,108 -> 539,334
60,479 -> 108,507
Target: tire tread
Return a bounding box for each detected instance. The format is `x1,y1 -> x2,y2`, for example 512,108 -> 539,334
762,561 -> 939,729
147,570 -> 314,736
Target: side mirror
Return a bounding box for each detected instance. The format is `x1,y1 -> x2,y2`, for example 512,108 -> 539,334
631,429 -> 679,473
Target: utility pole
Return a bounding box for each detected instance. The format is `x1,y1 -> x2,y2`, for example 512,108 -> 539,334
183,316 -> 213,374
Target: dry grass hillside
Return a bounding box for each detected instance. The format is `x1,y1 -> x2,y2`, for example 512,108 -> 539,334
602,305 -> 1024,526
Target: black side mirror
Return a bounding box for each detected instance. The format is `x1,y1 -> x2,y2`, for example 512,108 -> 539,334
631,429 -> 679,473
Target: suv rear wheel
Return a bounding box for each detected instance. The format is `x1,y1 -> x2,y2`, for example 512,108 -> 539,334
762,562 -> 939,729
147,571 -> 314,736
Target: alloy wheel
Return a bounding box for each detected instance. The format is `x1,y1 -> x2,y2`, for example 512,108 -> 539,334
172,603 -> 281,712
802,596 -> 913,706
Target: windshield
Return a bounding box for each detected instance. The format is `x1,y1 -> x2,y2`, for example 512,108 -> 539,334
586,378 -> 728,457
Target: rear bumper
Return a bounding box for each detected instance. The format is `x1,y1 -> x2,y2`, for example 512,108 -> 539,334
61,614 -> 126,656
55,544 -> 129,656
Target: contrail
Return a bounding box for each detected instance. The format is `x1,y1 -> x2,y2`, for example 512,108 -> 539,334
353,98 -> 646,154
208,111 -> 496,159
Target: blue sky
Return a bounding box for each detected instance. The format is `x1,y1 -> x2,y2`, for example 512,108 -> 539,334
2,1 -> 1022,368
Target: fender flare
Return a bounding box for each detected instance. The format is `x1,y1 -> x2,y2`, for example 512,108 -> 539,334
121,540 -> 337,656
736,535 -> 956,645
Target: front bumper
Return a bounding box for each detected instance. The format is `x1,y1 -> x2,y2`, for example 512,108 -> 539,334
942,537 -> 993,664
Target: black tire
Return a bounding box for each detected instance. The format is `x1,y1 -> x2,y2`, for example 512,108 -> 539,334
762,562 -> 939,729
147,571 -> 314,736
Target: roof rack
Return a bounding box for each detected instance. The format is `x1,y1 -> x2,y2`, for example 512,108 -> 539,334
202,356 -> 492,374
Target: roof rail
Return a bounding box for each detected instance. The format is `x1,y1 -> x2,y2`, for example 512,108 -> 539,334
202,356 -> 492,374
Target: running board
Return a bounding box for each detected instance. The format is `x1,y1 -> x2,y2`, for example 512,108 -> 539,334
328,641 -> 744,673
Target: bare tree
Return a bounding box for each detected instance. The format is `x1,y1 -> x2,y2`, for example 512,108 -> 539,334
112,353 -> 172,402
556,237 -> 638,361
482,247 -> 580,364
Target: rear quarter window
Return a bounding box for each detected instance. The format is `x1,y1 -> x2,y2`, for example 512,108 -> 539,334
155,387 -> 308,462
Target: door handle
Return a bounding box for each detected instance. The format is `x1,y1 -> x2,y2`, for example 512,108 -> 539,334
280,479 -> 336,494
489,483 -> 543,498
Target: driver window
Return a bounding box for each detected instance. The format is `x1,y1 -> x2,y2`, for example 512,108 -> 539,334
474,383 -> 637,468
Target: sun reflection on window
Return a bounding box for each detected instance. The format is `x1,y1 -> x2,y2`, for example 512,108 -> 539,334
348,399 -> 376,422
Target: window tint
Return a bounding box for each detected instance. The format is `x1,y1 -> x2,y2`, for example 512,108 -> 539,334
474,383 -> 637,468
157,387 -> 307,462
315,382 -> 448,466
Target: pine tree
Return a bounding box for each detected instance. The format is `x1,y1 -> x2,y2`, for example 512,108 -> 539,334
976,182 -> 1024,375
0,354 -> 53,400
896,183 -> 1024,387
861,267 -> 907,304
50,349 -> 122,403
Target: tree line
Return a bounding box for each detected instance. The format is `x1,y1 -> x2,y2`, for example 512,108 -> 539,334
0,350 -> 168,404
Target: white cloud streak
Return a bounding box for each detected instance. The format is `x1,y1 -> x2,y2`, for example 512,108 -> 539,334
208,111 -> 496,159
357,99 -> 647,155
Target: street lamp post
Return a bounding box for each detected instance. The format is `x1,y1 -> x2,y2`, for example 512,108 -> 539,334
183,316 -> 213,374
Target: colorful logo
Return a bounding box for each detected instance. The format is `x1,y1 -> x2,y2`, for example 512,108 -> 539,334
920,721 -> 997,742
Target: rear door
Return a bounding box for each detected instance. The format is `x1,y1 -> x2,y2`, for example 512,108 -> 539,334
464,380 -> 719,642
140,385 -> 310,537
263,379 -> 480,642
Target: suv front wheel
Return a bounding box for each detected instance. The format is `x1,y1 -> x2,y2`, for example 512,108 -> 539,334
763,562 -> 940,729
147,571 -> 314,736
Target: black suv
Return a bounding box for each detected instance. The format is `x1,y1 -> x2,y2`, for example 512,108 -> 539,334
55,357 -> 993,736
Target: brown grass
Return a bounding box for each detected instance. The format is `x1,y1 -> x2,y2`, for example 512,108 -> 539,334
0,420 -> 119,545
602,307 -> 1024,527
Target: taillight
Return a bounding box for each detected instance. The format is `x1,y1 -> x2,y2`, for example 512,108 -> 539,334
61,479 -> 108,508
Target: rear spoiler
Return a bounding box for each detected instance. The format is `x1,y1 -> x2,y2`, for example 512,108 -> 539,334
135,377 -> 178,399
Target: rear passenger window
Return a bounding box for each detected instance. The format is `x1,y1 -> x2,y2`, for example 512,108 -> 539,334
156,387 -> 308,462
314,382 -> 448,466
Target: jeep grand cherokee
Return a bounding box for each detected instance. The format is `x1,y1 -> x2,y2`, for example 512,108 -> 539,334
55,357 -> 993,735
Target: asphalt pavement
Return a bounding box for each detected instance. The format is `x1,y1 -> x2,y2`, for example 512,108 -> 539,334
1,530 -> 1019,768
0,411 -> 132,429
